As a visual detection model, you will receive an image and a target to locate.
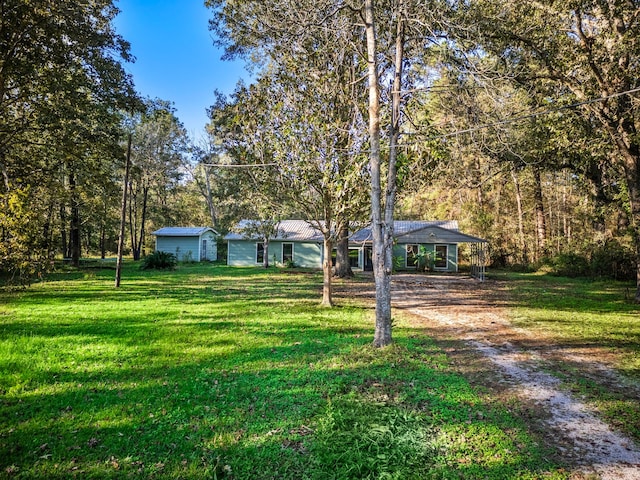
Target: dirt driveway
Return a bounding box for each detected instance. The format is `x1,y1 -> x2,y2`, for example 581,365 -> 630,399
345,273 -> 640,479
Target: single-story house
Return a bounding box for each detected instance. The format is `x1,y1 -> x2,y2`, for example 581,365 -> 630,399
225,220 -> 324,268
152,227 -> 219,262
350,221 -> 488,274
225,220 -> 487,276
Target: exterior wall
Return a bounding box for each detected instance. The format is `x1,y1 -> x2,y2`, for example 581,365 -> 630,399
291,242 -> 322,268
156,236 -> 200,262
227,240 -> 259,266
227,239 -> 459,271
227,240 -> 323,268
393,243 -> 458,272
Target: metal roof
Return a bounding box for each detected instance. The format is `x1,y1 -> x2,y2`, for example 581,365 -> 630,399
152,227 -> 219,237
224,220 -> 325,242
224,219 -> 486,244
350,220 -> 486,244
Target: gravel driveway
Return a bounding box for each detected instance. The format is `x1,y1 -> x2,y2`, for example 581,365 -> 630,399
343,273 -> 640,479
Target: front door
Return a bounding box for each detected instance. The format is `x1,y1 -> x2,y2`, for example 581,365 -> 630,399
364,246 -> 373,271
434,245 -> 448,269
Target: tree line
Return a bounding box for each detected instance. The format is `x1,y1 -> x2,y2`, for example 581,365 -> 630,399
2,1 -> 640,343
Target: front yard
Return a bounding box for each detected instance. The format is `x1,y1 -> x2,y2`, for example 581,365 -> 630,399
0,264 -> 595,479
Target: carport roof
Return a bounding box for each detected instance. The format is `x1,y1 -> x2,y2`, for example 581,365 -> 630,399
350,221 -> 487,244
152,227 -> 219,237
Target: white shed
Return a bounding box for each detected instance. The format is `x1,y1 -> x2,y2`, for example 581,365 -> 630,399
152,227 -> 219,262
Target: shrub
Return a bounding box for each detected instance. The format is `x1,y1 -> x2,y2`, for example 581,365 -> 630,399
544,252 -> 590,278
539,239 -> 636,280
140,251 -> 177,270
589,239 -> 636,281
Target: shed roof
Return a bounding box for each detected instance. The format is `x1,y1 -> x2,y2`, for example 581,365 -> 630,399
224,220 -> 324,242
152,227 -> 219,237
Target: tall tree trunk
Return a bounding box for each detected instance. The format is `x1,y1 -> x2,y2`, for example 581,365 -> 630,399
42,200 -> 54,255
532,165 -> 547,259
100,199 -> 107,259
618,148 -> 640,302
263,239 -> 270,268
115,133 -> 132,288
334,225 -> 353,278
204,166 -> 217,227
511,168 -> 528,264
133,185 -> 149,261
69,172 -> 81,267
321,237 -> 334,307
128,182 -> 138,261
365,0 -> 392,348
60,205 -> 68,258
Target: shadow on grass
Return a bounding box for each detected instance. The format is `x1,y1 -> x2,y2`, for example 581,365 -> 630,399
0,337 -> 561,479
0,265 -> 567,478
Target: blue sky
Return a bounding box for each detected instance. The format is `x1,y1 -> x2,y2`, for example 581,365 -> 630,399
114,0 -> 248,137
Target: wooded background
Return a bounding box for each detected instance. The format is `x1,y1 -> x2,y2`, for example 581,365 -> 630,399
2,0 -> 639,291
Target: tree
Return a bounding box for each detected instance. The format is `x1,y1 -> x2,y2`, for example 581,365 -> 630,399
207,0 -> 450,332
127,99 -> 188,260
207,2 -> 371,307
0,0 -> 136,280
233,219 -> 283,269
453,0 -> 640,298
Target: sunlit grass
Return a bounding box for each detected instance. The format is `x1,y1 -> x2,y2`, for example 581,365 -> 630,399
493,271 -> 640,441
0,264 -> 566,479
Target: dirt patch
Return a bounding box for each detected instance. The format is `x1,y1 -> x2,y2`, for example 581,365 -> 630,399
337,273 -> 640,479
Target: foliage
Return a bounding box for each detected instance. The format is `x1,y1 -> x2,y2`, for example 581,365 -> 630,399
127,99 -> 190,260
540,253 -> 591,278
413,246 -> 434,272
0,264 -> 567,479
0,0 -> 139,268
0,189 -> 52,287
140,251 -> 178,270
540,239 -> 636,281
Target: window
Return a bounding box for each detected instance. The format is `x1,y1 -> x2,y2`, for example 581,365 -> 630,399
435,245 -> 447,269
256,243 -> 264,264
282,243 -> 293,263
406,244 -> 419,268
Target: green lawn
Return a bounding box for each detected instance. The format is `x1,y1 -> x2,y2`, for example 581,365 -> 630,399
0,264 -> 565,479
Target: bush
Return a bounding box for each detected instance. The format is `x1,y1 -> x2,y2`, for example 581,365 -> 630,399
539,239 -> 636,280
590,239 -> 636,281
543,252 -> 590,278
140,251 -> 177,270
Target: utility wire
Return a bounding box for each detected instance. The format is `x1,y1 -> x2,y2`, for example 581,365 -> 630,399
202,162 -> 278,168
201,85 -> 640,163
405,86 -> 640,144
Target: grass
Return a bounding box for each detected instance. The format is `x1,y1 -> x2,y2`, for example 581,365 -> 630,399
492,270 -> 640,441
0,264 -> 568,479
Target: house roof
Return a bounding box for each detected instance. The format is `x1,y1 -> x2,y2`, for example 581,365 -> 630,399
350,220 -> 487,244
152,227 -> 219,237
224,220 -> 324,242
224,219 -> 486,244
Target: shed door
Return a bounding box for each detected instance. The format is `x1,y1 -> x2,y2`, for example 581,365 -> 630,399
201,239 -> 207,260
